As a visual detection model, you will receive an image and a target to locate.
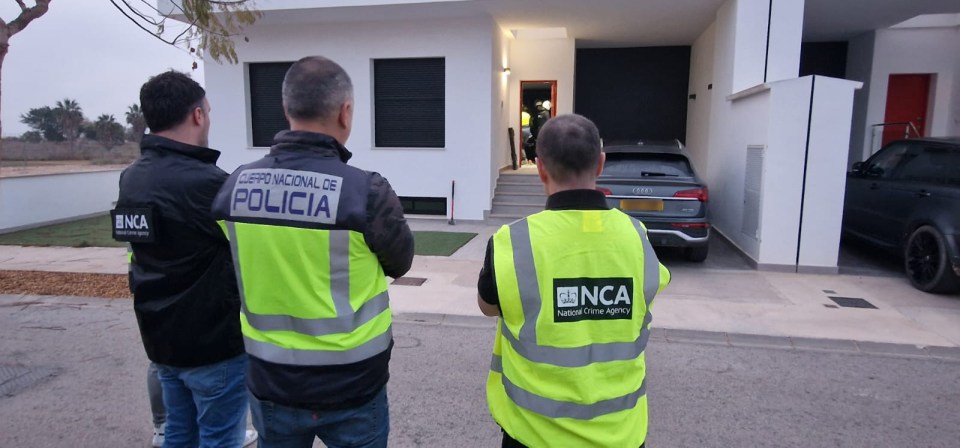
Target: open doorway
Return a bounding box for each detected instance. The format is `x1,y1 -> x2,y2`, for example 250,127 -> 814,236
519,81 -> 557,166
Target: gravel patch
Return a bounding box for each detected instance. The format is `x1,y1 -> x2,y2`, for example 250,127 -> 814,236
0,270 -> 129,298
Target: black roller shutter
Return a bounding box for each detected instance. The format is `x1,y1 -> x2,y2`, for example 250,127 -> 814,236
374,58 -> 445,148
249,62 -> 293,147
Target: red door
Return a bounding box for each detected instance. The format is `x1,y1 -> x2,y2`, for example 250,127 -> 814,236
882,74 -> 931,146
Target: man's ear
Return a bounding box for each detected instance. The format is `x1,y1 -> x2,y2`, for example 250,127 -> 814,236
595,152 -> 606,177
338,101 -> 353,130
536,157 -> 549,184
192,105 -> 205,127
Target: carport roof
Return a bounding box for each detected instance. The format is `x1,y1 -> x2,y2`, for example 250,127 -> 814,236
170,0 -> 960,46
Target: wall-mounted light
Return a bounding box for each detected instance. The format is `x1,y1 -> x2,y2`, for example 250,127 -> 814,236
502,67 -> 511,75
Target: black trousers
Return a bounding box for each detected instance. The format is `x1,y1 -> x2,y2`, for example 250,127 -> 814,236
502,431 -> 645,448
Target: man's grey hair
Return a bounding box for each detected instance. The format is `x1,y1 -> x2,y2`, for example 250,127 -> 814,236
282,56 -> 354,121
536,114 -> 602,183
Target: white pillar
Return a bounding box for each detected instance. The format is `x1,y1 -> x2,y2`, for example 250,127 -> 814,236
731,0 -> 804,93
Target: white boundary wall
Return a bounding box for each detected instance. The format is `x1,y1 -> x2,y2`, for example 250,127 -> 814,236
0,171 -> 120,233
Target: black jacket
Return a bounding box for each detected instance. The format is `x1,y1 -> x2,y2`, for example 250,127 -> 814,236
117,135 -> 244,368
211,130 -> 415,409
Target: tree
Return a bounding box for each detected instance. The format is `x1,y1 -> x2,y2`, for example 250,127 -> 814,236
0,1 -> 51,158
111,0 -> 260,64
125,103 -> 146,143
53,98 -> 84,149
1,2 -> 258,161
20,106 -> 64,141
94,114 -> 125,149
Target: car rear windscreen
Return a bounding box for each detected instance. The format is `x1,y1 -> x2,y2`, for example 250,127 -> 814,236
601,153 -> 694,178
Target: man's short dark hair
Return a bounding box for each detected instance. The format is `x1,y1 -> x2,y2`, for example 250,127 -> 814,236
283,56 -> 353,121
139,71 -> 206,134
536,114 -> 602,183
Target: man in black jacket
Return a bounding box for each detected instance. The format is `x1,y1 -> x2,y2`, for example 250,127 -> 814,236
114,71 -> 254,447
211,56 -> 414,448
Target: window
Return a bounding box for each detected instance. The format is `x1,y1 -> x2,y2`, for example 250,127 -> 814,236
248,62 -> 293,147
373,58 -> 445,148
864,142 -> 910,179
399,197 -> 447,216
895,145 -> 960,185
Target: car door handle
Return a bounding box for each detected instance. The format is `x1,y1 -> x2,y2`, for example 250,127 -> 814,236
916,190 -> 931,198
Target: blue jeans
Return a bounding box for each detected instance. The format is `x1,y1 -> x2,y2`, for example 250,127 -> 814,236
156,354 -> 249,448
249,387 -> 389,448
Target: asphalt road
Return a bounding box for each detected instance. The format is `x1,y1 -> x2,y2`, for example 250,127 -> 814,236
1,297 -> 958,447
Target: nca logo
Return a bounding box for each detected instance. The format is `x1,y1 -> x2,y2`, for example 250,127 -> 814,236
554,277 -> 634,322
116,214 -> 149,230
556,284 -> 631,307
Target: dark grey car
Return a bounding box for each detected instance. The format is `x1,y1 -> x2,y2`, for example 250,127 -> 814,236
597,142 -> 710,261
843,137 -> 960,293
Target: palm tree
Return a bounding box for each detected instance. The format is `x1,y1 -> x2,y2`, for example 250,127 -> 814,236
95,114 -> 125,149
54,98 -> 84,150
125,104 -> 147,143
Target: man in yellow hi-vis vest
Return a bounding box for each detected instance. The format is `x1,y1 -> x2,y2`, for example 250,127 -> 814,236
477,114 -> 671,447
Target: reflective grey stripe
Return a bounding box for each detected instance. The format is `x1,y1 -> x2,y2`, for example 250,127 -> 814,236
243,292 -> 389,336
490,354 -> 646,420
244,327 -> 393,366
499,312 -> 652,367
225,222 -> 248,307
629,218 -> 663,307
510,219 -> 540,343
329,230 -> 353,316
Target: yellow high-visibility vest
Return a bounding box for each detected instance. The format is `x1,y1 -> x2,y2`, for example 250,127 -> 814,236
488,209 -> 670,447
223,222 -> 392,366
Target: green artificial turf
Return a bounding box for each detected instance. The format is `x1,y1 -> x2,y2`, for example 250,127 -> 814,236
0,215 -> 477,256
412,231 -> 477,256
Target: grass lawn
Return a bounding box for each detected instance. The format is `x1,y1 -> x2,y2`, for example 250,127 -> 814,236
0,215 -> 124,248
0,215 -> 477,256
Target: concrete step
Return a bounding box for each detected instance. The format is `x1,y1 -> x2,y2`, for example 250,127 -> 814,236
495,183 -> 545,194
497,173 -> 541,185
491,193 -> 547,206
490,203 -> 544,217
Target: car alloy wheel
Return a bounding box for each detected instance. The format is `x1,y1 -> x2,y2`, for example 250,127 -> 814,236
904,225 -> 960,294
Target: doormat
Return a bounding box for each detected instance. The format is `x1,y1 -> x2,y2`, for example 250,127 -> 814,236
392,277 -> 427,287
828,296 -> 878,309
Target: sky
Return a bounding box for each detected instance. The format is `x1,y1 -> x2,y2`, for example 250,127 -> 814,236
0,1 -> 205,136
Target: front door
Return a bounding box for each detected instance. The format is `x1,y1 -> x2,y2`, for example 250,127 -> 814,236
882,74 -> 931,146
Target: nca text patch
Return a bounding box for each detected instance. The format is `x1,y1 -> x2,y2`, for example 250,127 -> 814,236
554,277 -> 633,322
111,208 -> 156,243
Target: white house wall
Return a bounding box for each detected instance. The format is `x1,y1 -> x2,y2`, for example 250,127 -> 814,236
685,22 -> 716,178
506,37 -> 575,152
856,27 -> 960,160
490,26 -> 511,206
845,31 -> 876,168
204,16 -> 498,220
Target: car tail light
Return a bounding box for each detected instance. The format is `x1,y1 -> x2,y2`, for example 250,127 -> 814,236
597,187 -> 613,196
674,187 -> 708,202
672,223 -> 711,229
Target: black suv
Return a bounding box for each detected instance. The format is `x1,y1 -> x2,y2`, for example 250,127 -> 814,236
843,137 -> 960,293
597,142 -> 710,261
